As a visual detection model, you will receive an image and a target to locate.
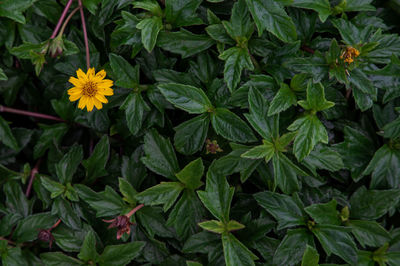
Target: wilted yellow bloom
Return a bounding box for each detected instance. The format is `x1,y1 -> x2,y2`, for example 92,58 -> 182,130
68,68 -> 113,112
340,46 -> 360,63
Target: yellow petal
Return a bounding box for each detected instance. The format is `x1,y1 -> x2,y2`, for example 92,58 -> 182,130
78,96 -> 87,109
100,88 -> 114,96
95,93 -> 108,103
87,68 -> 95,80
95,69 -> 106,80
97,79 -> 113,88
93,98 -> 103,110
69,94 -> 81,102
68,87 -> 82,95
76,69 -> 87,82
86,97 -> 94,112
69,77 -> 83,87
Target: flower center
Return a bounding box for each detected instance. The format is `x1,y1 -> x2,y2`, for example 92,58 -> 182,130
83,81 -> 97,97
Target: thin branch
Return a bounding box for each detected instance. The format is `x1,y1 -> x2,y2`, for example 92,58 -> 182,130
51,0 -> 75,39
127,204 -> 145,218
301,45 -> 315,54
0,105 -> 66,122
57,6 -> 80,37
25,159 -> 42,198
78,0 -> 90,70
50,219 -> 62,231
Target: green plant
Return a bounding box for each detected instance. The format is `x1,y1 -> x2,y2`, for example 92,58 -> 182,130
1,0 -> 400,265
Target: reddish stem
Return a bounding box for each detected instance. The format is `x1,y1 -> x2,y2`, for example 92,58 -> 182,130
50,219 -> 62,231
0,105 -> 65,122
51,0 -> 74,39
127,204 -> 144,218
0,237 -> 16,246
25,159 -> 42,198
57,6 -> 80,38
78,0 -> 90,70
301,45 -> 315,54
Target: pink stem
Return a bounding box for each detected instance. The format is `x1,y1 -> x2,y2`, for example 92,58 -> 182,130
0,105 -> 65,122
51,0 -> 75,39
127,204 -> 144,218
49,219 -> 62,231
25,159 -> 42,197
78,0 -> 90,70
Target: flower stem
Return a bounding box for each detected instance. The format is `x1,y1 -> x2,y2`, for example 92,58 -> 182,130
50,219 -> 62,231
25,159 -> 42,198
127,204 -> 144,218
51,0 -> 75,39
301,45 -> 315,54
0,105 -> 65,122
78,0 -> 90,70
57,6 -> 80,38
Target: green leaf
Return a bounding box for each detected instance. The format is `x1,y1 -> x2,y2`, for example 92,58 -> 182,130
311,224 -> 357,265
136,206 -> 174,238
0,68 -> 7,81
272,152 -> 306,194
33,123 -> 68,159
157,29 -> 215,58
118,178 -> 137,205
383,116 -> 400,139
291,0 -> 331,22
333,126 -> 375,181
40,176 -> 65,199
245,87 -> 279,141
268,83 -> 297,116
135,182 -> 184,212
349,186 -> 400,220
55,145 -> 83,184
98,242 -> 145,266
344,0 -> 375,12
349,220 -> 390,248
245,0 -> 297,42
141,129 -> 180,180
197,163 -> 234,222
3,181 -> 29,217
211,108 -> 257,143
222,0 -> 254,40
219,47 -> 254,91
301,245 -> 319,266
167,190 -> 205,239
298,82 -> 334,112
120,92 -> 150,135
132,0 -> 162,16
0,115 -> 19,150
274,228 -> 314,266
136,16 -> 163,52
176,158 -> 204,190
198,220 -> 225,234
222,232 -> 258,266
75,185 -> 125,217
40,252 -> 82,266
165,0 -> 203,27
109,53 -> 140,88
13,212 -> 57,243
363,144 -> 400,188
241,141 -> 274,162
285,54 -> 328,83
174,114 -> 210,155
53,197 -> 81,229
254,191 -> 306,230
288,114 -> 329,161
303,144 -> 344,175
226,220 -> 246,232
348,68 -> 377,111
77,231 -> 98,262
304,200 -> 340,225
82,136 -> 109,182
158,83 -> 213,114
0,0 -> 35,24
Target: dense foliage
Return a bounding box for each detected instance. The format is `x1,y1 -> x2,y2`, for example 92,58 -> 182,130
2,0 -> 400,265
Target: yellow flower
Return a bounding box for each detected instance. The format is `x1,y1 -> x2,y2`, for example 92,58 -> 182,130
68,68 -> 114,112
340,46 -> 360,64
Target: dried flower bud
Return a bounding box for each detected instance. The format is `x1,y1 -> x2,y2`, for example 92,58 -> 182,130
49,35 -> 64,58
340,46 -> 360,63
206,139 -> 223,154
37,229 -> 55,248
103,215 -> 134,240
